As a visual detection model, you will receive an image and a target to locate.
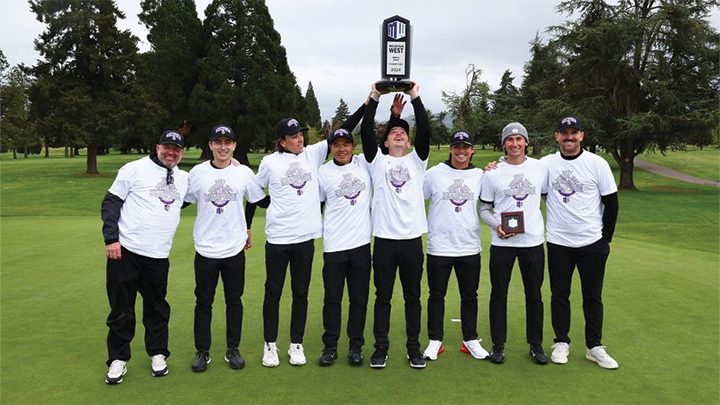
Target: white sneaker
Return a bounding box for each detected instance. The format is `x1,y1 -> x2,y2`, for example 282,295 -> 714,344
586,346 -> 619,369
151,354 -> 168,377
105,360 -> 126,384
262,342 -> 280,367
423,340 -> 444,360
288,343 -> 306,366
462,339 -> 490,360
551,342 -> 570,364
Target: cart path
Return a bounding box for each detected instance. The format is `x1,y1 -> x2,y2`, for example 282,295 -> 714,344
634,158 -> 719,187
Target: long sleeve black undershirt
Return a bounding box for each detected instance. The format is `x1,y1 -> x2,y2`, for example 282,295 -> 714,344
360,96 -> 430,162
245,195 -> 270,228
601,192 -> 619,243
101,192 -> 124,245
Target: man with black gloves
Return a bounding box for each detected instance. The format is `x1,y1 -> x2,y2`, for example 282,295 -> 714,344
101,130 -> 189,384
360,82 -> 430,369
184,125 -> 266,372
541,116 -> 619,369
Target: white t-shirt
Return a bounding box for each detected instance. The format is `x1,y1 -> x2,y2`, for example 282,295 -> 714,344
256,141 -> 328,244
108,156 -> 189,259
318,155 -> 372,253
367,149 -> 428,240
424,162 -> 483,256
185,161 -> 266,259
541,151 -> 617,248
479,157 -> 547,247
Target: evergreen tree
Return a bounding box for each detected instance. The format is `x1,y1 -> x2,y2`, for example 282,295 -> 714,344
28,0 -> 142,173
137,0 -> 203,145
304,81 -> 322,131
546,0 -> 720,189
190,0 -> 304,164
331,98 -> 350,130
1,65 -> 37,158
488,69 -> 522,148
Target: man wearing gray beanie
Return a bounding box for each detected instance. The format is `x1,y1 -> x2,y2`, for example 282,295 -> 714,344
479,122 -> 549,365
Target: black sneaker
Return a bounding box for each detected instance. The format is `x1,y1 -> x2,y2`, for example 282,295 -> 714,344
530,344 -> 547,365
489,345 -> 505,364
225,347 -> 245,369
319,346 -> 338,367
192,350 -> 211,372
407,350 -> 426,369
348,346 -> 363,366
370,347 -> 388,368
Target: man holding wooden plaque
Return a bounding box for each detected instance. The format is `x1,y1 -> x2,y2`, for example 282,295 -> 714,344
479,122 -> 549,365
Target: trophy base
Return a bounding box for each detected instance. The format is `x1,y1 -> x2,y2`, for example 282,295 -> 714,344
376,80 -> 413,92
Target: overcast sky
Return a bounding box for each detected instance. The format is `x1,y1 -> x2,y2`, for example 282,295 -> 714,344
2,0 -> 717,122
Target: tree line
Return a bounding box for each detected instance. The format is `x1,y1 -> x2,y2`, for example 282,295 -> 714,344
1,0 -> 717,189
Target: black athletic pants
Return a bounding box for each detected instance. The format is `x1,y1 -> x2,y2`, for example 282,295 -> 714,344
193,250 -> 245,352
548,239 -> 609,349
427,254 -> 480,342
263,240 -> 315,344
106,246 -> 171,365
372,236 -> 424,352
322,244 -> 371,349
489,244 -> 545,346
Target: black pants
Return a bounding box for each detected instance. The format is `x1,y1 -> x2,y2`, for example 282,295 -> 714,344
489,244 -> 545,346
322,244 -> 371,349
548,240 -> 609,349
194,251 -> 245,352
263,240 -> 315,344
427,254 -> 480,342
372,237 -> 424,352
106,247 -> 171,366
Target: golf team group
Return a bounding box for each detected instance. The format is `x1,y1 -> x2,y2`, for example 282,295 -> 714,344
101,83 -> 620,385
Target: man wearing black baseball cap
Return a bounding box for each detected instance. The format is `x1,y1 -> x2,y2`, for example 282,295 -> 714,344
101,130 -> 188,384
422,130 -> 490,362
541,116 -> 619,369
360,82 -> 430,369
184,125 -> 266,372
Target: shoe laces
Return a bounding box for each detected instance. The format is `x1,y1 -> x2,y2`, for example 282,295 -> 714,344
109,360 -> 125,374
592,345 -> 609,359
195,351 -> 208,359
152,355 -> 166,367
227,348 -> 239,358
552,342 -> 569,352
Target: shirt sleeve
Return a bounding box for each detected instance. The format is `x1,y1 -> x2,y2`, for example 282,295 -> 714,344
256,158 -> 270,188
479,172 -> 494,203
423,171 -> 432,199
108,164 -> 134,200
241,166 -> 267,204
597,158 -> 618,196
317,169 -> 327,203
307,140 -> 329,167
184,169 -> 198,204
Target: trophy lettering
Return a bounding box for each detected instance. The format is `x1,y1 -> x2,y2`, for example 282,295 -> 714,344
501,211 -> 525,234
376,15 -> 413,92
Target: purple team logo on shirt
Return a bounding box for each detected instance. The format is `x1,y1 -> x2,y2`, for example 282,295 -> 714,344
151,177 -> 181,211
335,173 -> 366,206
503,173 -> 535,208
281,162 -> 312,196
387,163 -> 410,194
205,179 -> 238,214
552,170 -> 584,203
442,179 -> 474,213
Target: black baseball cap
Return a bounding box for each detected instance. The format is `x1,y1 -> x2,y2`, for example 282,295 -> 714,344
159,130 -> 184,147
450,130 -> 474,146
328,128 -> 354,144
557,116 -> 583,131
275,118 -> 308,138
211,125 -> 235,141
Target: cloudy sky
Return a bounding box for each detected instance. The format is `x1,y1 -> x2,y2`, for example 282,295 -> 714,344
2,1 -> 716,122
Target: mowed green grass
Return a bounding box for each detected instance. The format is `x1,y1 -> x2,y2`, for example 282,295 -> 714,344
1,147 -> 718,404
641,146 -> 720,182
